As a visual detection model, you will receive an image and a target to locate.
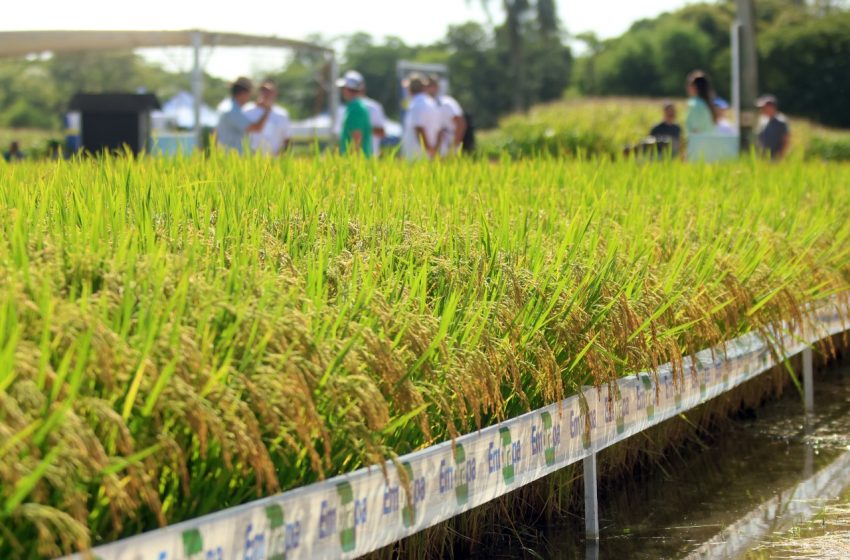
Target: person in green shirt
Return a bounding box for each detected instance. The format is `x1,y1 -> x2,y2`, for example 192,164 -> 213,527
337,71 -> 373,157
684,70 -> 717,135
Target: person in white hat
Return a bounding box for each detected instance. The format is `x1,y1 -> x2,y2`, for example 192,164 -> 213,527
243,80 -> 291,156
335,70 -> 387,156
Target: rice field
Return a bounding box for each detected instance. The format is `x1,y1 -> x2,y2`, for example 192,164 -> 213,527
478,97 -> 850,160
1,153 -> 849,558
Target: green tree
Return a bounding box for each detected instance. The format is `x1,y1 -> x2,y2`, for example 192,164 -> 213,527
478,0 -> 565,111
594,32 -> 662,96
760,11 -> 850,127
341,34 -> 416,118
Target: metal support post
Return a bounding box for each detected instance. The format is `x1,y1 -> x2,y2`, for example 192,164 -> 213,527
803,347 -> 814,414
328,52 -> 340,143
735,0 -> 758,152
191,31 -> 204,152
730,22 -> 742,137
583,453 -> 599,541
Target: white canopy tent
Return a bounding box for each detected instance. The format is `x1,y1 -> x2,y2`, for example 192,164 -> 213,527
154,91 -> 220,130
0,29 -> 339,147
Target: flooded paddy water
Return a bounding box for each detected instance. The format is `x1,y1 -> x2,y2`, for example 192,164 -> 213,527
483,362 -> 850,559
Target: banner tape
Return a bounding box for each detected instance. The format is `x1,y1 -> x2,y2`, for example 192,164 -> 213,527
69,300 -> 848,560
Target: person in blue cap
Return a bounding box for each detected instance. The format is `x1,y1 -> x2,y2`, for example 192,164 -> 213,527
714,97 -> 735,135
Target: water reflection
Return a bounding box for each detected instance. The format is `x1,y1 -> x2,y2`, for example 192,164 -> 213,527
480,364 -> 850,560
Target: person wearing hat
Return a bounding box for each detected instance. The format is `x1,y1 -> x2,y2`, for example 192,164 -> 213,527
337,70 -> 373,157
426,75 -> 466,157
216,77 -> 273,154
756,94 -> 790,160
402,74 -> 441,161
334,71 -> 387,156
714,98 -> 735,135
244,80 -> 291,156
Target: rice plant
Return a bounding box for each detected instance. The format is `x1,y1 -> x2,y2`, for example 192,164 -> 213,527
0,152 -> 849,557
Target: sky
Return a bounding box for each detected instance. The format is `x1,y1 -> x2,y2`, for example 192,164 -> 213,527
2,0 -> 695,77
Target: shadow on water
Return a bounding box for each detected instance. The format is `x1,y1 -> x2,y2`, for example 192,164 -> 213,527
480,364 -> 850,559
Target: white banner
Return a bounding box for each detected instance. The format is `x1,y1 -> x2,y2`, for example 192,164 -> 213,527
70,300 -> 848,560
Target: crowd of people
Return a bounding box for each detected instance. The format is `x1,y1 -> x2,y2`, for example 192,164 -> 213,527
215,70 -> 470,160
2,69 -> 792,163
644,69 -> 791,160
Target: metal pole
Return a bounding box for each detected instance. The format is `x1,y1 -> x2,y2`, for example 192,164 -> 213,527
583,453 -> 599,540
328,52 -> 340,143
803,347 -> 814,414
735,0 -> 758,152
730,22 -> 742,138
191,31 -> 204,152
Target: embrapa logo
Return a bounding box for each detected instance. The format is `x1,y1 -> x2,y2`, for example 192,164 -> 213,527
603,395 -> 628,435
181,528 -> 203,560
531,411 -> 560,466
264,505 -> 286,560
336,481 -> 364,552
439,443 -> 477,506
401,462 -> 425,528
636,376 -> 655,420
662,375 -> 682,409
319,482 -> 366,553
499,427 -> 521,484
262,504 -> 301,559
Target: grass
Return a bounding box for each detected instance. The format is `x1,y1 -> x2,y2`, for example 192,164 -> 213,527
0,152 -> 849,557
479,96 -> 850,160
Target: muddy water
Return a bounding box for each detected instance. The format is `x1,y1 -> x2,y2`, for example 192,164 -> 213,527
485,364 -> 850,559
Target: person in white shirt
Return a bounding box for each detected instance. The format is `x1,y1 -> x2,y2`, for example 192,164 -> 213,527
243,80 -> 291,156
714,97 -> 736,135
402,74 -> 442,160
332,71 -> 387,156
362,96 -> 386,156
426,75 -> 467,156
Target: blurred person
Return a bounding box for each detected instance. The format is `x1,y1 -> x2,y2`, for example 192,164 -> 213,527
3,141 -> 24,162
337,71 -> 373,157
335,70 -> 387,156
649,101 -> 682,155
402,74 -> 442,160
47,140 -> 64,160
714,98 -> 735,135
756,94 -> 790,160
244,80 -> 291,156
685,70 -> 717,135
215,77 -> 272,154
426,75 -> 466,156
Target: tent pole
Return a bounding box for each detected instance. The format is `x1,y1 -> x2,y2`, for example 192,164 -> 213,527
328,52 -> 339,144
191,31 -> 204,152
735,0 -> 758,152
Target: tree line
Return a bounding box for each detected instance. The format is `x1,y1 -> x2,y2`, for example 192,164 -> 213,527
576,0 -> 850,127
0,0 -> 848,131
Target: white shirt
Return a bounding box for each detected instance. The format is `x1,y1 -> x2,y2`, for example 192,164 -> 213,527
402,93 -> 441,160
436,94 -> 463,156
334,97 -> 387,156
363,97 -> 387,156
244,104 -> 291,155
715,118 -> 736,135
